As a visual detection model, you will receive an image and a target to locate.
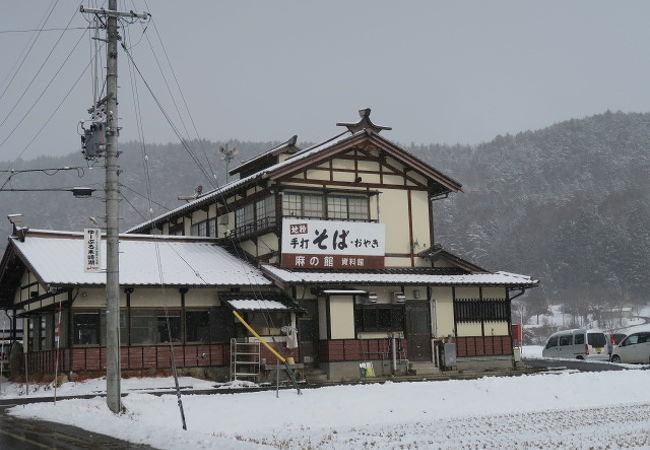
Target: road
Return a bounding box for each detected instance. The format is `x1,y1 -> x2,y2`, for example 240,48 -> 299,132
0,405 -> 156,450
522,357 -> 628,371
234,402 -> 650,449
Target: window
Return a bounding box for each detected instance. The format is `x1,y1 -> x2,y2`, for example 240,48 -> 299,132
327,196 -> 347,219
74,313 -> 100,345
559,335 -> 572,346
348,197 -> 369,220
255,196 -> 276,228
303,195 -> 323,218
282,193 -> 302,217
208,218 -> 217,237
130,310 -> 181,344
186,310 -> 210,343
235,203 -> 254,227
454,299 -> 509,322
355,305 -> 405,332
574,333 -> 585,345
545,336 -> 558,349
622,334 -> 639,347
190,220 -> 208,237
587,333 -> 606,348
282,192 -> 370,221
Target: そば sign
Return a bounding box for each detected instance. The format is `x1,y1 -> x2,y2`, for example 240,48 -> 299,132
83,228 -> 102,272
281,218 -> 385,269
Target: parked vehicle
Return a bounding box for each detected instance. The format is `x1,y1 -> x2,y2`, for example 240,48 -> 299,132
610,333 -> 626,345
610,332 -> 650,364
542,329 -> 609,360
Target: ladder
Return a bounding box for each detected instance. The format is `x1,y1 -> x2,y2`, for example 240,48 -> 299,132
230,338 -> 261,382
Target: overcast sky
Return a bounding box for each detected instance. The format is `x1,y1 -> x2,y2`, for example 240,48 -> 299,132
2,1 -> 650,161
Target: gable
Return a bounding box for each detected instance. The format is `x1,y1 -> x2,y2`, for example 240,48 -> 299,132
269,130 -> 461,195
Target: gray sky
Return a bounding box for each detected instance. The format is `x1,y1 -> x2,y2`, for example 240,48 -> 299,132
2,1 -> 650,161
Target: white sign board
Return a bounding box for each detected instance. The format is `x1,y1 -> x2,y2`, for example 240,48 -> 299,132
83,228 -> 102,272
281,218 -> 385,269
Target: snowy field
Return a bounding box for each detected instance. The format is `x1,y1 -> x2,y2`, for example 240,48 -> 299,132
7,370 -> 650,449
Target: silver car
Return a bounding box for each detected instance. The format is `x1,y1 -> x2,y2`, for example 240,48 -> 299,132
542,328 -> 609,360
610,332 -> 650,364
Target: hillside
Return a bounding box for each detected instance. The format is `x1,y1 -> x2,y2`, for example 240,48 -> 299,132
1,111 -> 648,313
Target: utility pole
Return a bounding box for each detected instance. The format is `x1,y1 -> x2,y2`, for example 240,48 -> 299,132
80,2 -> 148,415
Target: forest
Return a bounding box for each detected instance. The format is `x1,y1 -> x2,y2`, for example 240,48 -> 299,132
1,110 -> 648,318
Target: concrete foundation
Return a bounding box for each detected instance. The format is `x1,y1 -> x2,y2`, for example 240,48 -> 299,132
456,355 -> 514,372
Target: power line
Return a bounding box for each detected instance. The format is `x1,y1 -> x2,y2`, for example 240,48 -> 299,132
119,183 -> 171,211
0,0 -> 60,104
141,1 -> 217,186
120,43 -> 217,189
0,2 -> 84,136
1,5 -> 81,132
0,166 -> 86,175
0,26 -> 96,34
0,29 -> 88,150
0,58 -> 92,190
121,192 -> 148,221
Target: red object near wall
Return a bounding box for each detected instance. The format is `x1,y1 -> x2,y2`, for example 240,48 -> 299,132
511,324 -> 523,342
25,341 -> 300,376
319,339 -> 408,362
456,336 -> 513,357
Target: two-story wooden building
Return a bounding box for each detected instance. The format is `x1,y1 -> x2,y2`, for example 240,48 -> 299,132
0,109 -> 537,381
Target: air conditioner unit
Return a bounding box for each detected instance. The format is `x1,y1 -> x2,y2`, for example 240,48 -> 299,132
392,292 -> 406,304
363,292 -> 378,304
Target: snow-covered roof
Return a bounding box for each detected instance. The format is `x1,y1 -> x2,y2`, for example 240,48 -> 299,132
10,230 -> 271,287
226,299 -> 290,311
262,265 -> 538,287
126,131 -> 359,233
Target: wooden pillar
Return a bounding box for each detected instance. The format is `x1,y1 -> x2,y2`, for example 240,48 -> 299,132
124,288 -> 134,346
179,287 -> 188,345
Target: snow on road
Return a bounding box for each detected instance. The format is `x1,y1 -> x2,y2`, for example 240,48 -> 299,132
8,370 -> 650,449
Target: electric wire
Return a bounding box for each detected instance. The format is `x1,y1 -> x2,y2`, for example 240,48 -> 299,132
140,0 -> 217,183
0,0 -> 60,104
123,16 -> 187,428
120,44 -> 217,188
120,5 -> 292,389
120,192 -> 147,221
119,183 -> 171,211
0,26 -> 96,34
0,2 -> 83,133
0,57 -> 92,191
0,27 -> 88,149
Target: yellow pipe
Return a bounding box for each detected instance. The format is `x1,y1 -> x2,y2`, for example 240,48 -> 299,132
232,310 -> 286,363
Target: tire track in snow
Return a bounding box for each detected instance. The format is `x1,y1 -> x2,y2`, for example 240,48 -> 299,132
245,402 -> 650,449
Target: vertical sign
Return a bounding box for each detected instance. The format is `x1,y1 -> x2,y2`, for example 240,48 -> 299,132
84,228 -> 102,272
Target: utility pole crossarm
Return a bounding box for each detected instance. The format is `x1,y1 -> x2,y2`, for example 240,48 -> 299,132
80,6 -> 149,20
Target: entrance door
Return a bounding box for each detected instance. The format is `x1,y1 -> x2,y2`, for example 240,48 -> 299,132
405,301 -> 432,361
298,300 -> 319,365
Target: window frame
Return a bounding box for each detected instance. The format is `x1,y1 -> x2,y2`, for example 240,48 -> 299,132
282,191 -> 370,221
354,304 -> 405,333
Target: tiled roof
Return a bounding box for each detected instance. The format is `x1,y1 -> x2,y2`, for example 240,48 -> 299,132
126,130 -> 358,233
261,265 -> 538,287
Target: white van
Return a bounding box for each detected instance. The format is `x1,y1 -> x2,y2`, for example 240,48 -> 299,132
542,329 -> 609,361
610,331 -> 650,364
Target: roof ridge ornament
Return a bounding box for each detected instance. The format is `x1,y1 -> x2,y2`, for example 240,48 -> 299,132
336,108 -> 392,134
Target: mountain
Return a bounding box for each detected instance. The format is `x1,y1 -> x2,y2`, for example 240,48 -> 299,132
1,111 -> 648,314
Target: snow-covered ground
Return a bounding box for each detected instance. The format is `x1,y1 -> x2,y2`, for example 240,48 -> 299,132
522,344 -> 544,359
7,371 -> 650,449
0,375 -> 252,399
526,303 -> 650,332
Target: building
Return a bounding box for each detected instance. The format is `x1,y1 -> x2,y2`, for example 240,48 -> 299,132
0,109 -> 537,381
